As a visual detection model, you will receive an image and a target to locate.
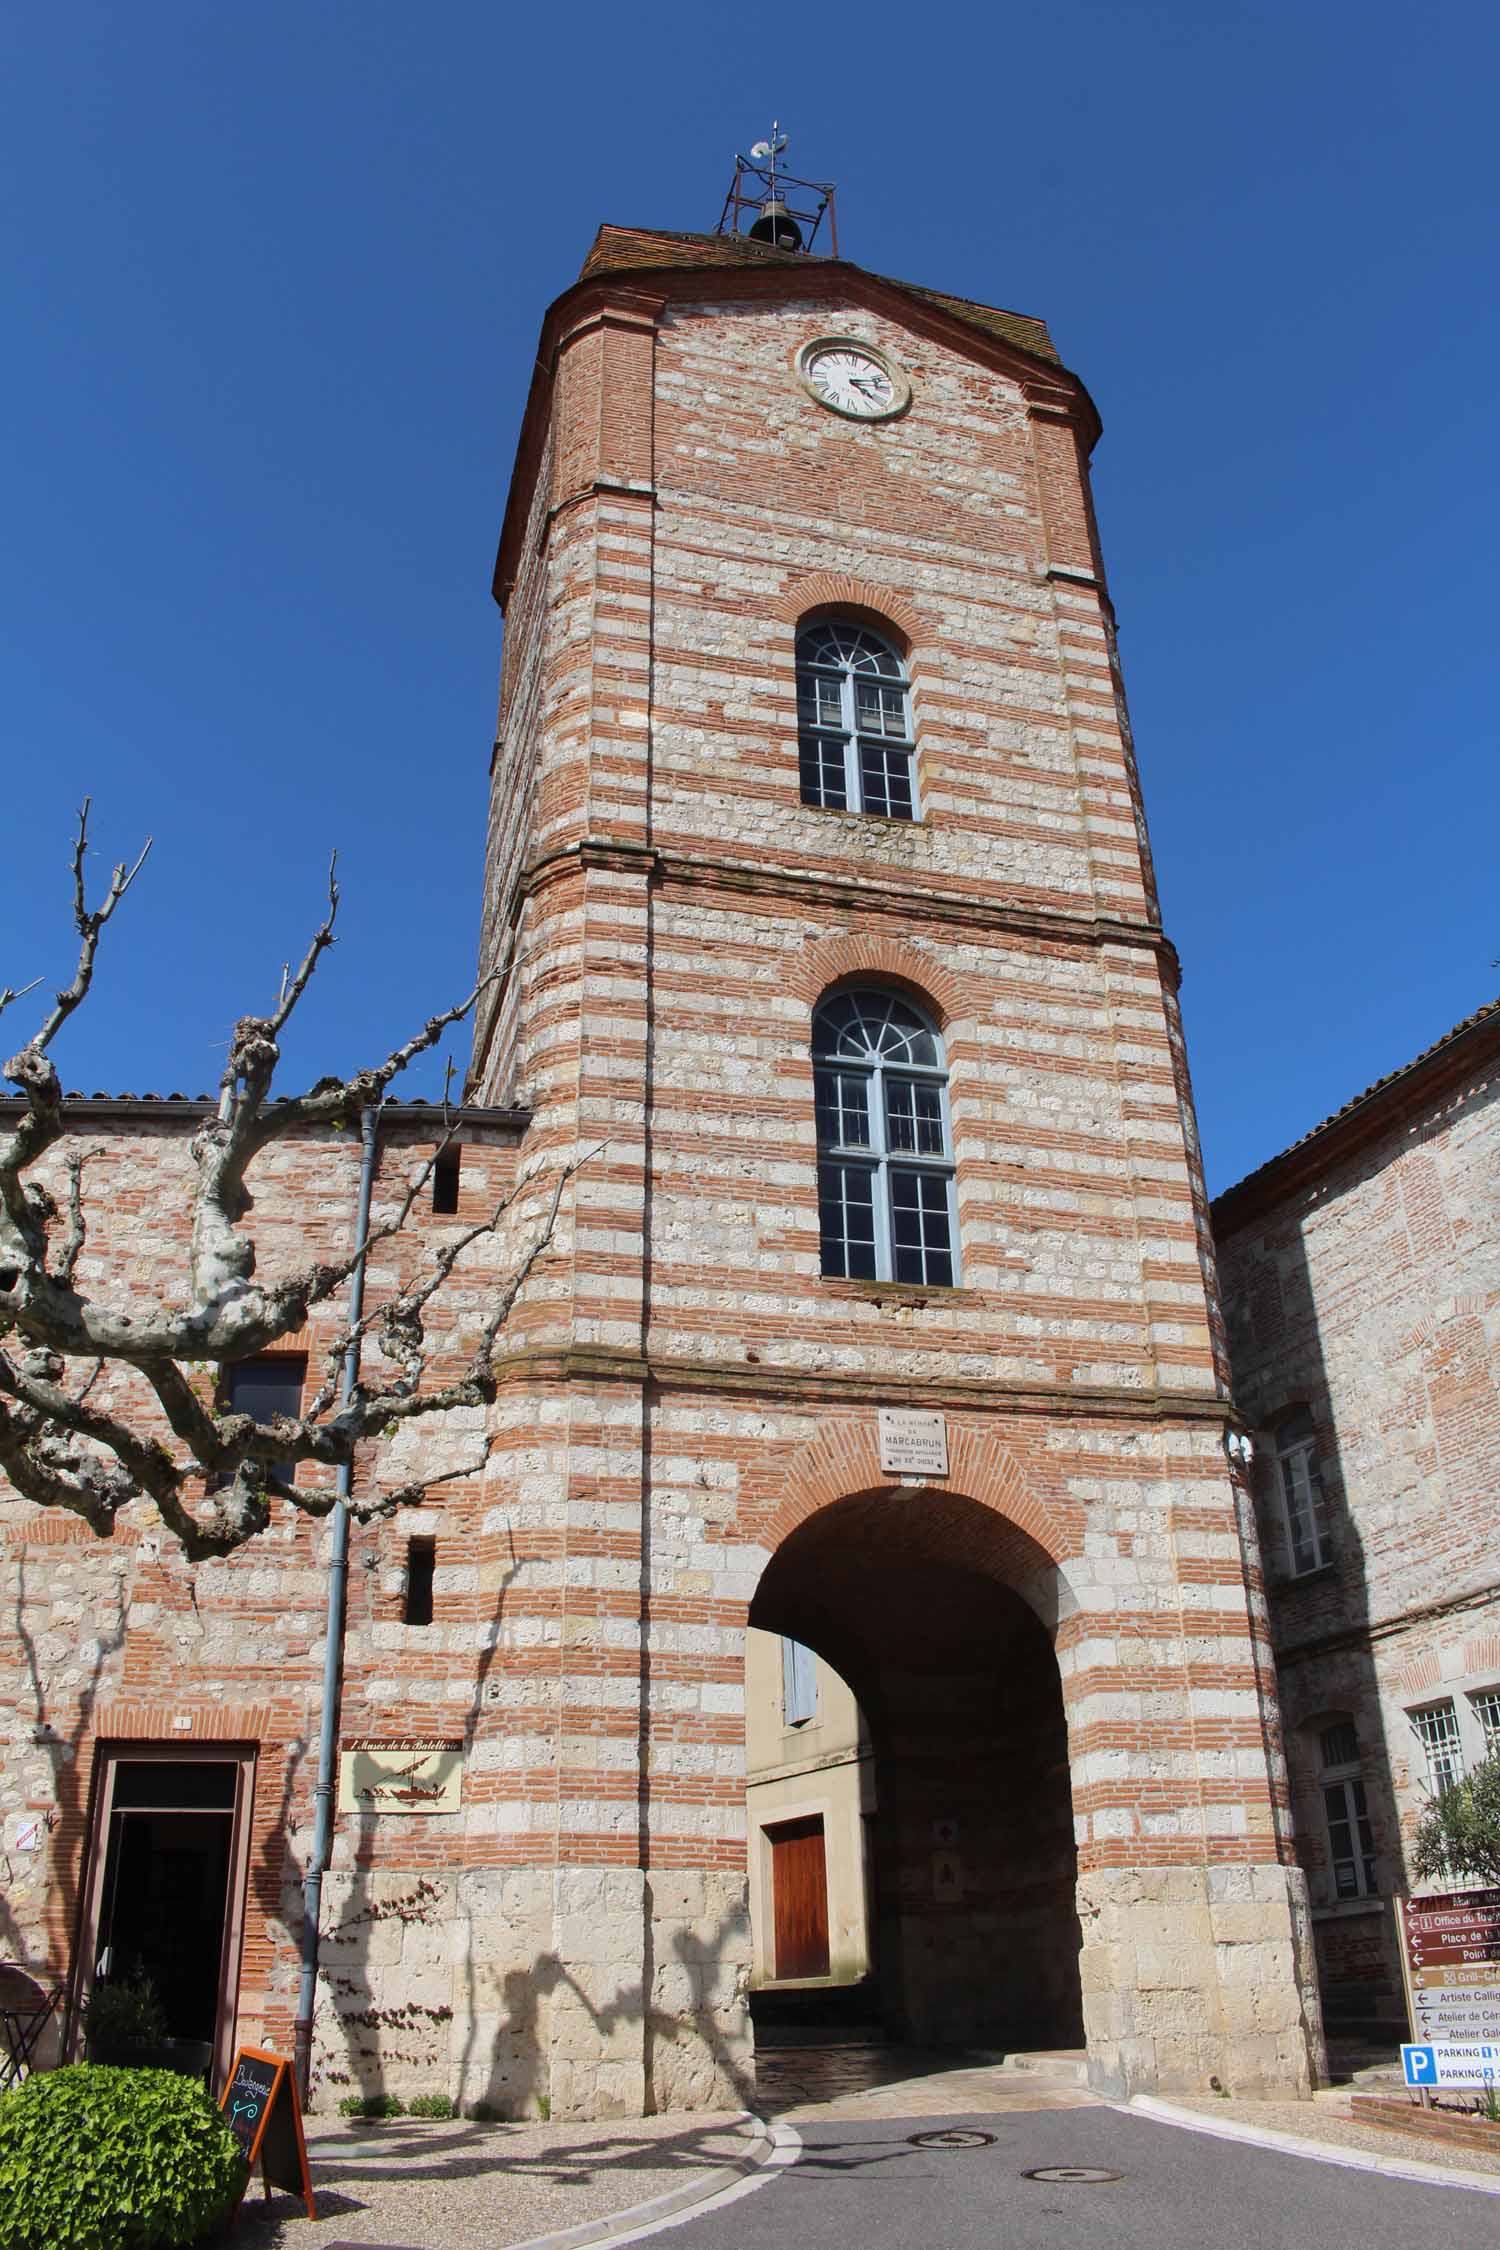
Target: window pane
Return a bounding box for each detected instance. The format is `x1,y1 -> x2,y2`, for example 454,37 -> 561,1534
1471,1689 -> 1500,1757
1280,1442 -> 1328,1573
797,675 -> 844,729
225,1358 -> 305,1420
885,1077 -> 944,1155
782,1637 -> 817,1726
815,1068 -> 871,1150
818,1161 -> 877,1279
1413,1702 -> 1464,1795
800,734 -> 848,809
1320,1721 -> 1358,1770
890,1168 -> 953,1286
854,681 -> 908,738
858,741 -> 914,820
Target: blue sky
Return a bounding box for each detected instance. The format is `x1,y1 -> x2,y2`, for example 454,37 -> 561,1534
2,3 -> 1494,1194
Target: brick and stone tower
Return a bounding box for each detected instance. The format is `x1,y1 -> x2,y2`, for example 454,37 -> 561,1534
465,215 -> 1322,2110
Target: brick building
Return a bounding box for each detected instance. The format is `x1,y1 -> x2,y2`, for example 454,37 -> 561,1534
2,218 -> 1323,2113
1213,1000 -> 1500,2041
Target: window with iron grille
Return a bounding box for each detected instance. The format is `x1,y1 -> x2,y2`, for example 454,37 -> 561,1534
1412,1700 -> 1465,1796
1273,1408 -> 1331,1575
1470,1688 -> 1500,1760
813,990 -> 957,1286
1317,1720 -> 1377,1898
796,622 -> 917,820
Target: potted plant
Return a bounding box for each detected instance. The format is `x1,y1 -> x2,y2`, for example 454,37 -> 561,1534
82,1971 -> 213,2081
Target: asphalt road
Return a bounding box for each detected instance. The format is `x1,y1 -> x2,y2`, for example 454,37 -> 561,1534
665,2107 -> 1495,2250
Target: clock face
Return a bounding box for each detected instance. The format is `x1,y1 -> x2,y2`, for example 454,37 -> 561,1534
795,337 -> 910,422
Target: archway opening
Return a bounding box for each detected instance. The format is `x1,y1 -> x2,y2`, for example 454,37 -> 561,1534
747,1488 -> 1083,2054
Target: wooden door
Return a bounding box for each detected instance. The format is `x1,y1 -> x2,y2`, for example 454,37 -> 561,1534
768,1816 -> 830,1979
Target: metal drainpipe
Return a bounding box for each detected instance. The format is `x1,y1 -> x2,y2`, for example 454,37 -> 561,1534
293,1100 -> 380,2100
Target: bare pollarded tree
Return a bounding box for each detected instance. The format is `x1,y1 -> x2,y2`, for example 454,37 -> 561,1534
0,804 -> 567,1560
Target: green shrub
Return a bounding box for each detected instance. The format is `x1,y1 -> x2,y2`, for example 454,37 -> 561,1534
0,2063 -> 246,2250
1413,1751 -> 1500,1888
336,2092 -> 406,2118
405,2092 -> 455,2120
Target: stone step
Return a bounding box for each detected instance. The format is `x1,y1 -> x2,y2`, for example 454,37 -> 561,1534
992,2047 -> 1091,2087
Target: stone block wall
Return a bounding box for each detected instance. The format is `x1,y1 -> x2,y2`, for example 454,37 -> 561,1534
1214,1014 -> 1500,2027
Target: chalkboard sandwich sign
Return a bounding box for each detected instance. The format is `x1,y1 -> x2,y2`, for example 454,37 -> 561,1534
219,2044 -> 316,2220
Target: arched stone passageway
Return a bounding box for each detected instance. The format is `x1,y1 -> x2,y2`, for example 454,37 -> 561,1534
747,1487 -> 1084,2053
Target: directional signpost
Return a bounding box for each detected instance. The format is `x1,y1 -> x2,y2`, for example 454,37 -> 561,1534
1397,1888 -> 1500,2081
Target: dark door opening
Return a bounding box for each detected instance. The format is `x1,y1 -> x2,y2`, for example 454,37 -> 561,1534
768,1815 -> 831,1979
92,1761 -> 240,2050
750,1489 -> 1084,2055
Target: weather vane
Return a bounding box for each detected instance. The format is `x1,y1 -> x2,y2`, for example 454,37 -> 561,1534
749,124 -> 788,202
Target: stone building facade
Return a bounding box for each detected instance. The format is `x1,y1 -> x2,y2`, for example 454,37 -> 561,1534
1213,1000 -> 1500,2038
1,221 -> 1322,2114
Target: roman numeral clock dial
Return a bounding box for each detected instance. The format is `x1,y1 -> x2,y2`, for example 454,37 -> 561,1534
795,336 -> 911,422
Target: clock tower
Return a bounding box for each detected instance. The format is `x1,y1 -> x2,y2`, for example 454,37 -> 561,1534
465,191 -> 1320,2115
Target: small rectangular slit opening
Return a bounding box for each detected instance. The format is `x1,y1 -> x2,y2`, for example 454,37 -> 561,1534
432,1146 -> 461,1215
405,1536 -> 436,1627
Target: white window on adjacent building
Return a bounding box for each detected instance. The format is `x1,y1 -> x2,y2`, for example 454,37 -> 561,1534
1318,1720 -> 1377,1899
781,1638 -> 818,1728
1411,1700 -> 1466,1796
1470,1687 -> 1500,1760
796,621 -> 918,821
1272,1407 -> 1331,1576
813,989 -> 958,1286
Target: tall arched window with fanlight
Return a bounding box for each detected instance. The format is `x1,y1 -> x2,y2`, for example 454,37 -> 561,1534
796,621 -> 917,820
813,989 -> 957,1285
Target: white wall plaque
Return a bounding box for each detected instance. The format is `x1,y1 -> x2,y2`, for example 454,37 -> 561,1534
338,1737 -> 464,1815
878,1408 -> 949,1478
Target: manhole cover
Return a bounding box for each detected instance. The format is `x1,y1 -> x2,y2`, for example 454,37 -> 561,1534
907,2128 -> 996,2149
1023,2166 -> 1122,2184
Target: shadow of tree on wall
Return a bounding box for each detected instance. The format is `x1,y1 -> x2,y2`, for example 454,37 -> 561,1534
3,1547 -> 129,2058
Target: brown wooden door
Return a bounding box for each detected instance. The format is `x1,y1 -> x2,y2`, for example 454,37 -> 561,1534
768,1816 -> 830,1979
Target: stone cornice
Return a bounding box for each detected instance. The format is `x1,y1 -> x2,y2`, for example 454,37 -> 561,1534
510,836 -> 1175,966
489,1339 -> 1230,1424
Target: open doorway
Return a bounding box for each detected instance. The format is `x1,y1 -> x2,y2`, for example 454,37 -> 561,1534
76,1750 -> 255,2085
748,1489 -> 1083,2057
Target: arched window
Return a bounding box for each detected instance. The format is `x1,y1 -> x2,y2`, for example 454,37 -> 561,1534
813,989 -> 956,1285
796,621 -> 917,821
1272,1407 -> 1331,1576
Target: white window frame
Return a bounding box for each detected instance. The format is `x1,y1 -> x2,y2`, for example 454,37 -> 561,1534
1317,1722 -> 1378,1900
1273,1410 -> 1331,1576
813,989 -> 959,1287
1470,1687 -> 1500,1762
796,621 -> 919,822
1411,1699 -> 1466,1797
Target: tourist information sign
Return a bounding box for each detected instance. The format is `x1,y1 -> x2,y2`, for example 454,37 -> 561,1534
1396,1888 -> 1500,2049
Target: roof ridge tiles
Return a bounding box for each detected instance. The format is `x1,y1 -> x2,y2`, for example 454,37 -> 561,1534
1212,995 -> 1500,1215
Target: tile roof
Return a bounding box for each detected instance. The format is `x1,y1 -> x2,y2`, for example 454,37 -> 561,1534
1212,997 -> 1500,1224
579,225 -> 1060,367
